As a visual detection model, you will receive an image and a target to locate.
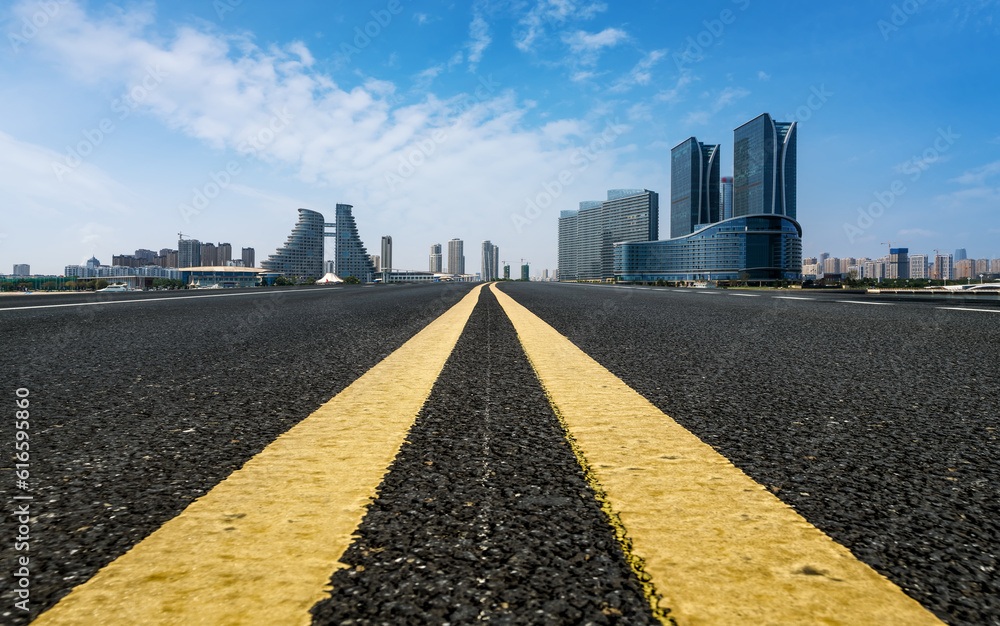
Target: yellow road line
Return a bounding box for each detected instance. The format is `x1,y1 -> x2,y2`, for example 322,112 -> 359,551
35,284 -> 484,626
490,284 -> 942,626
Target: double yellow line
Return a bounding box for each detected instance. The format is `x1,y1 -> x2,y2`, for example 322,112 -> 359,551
36,284 -> 941,625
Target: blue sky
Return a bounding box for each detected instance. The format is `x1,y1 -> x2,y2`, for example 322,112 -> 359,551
1,0 -> 998,276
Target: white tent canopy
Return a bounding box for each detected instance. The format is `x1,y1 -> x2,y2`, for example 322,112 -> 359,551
316,273 -> 344,284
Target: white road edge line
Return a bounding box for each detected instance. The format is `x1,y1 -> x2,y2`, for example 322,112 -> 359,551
729,294 -> 761,297
837,300 -> 894,306
0,290 -> 292,312
773,296 -> 814,300
937,307 -> 1000,313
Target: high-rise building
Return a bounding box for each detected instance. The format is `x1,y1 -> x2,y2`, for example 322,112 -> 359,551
218,243 -> 232,266
448,238 -> 465,275
889,248 -> 909,280
481,241 -> 500,281
200,242 -> 218,267
720,176 -> 734,221
975,258 -> 990,276
134,249 -> 156,265
933,254 -> 953,280
733,113 -> 797,220
333,204 -> 376,282
521,264 -> 530,281
370,255 -> 381,272
12,264 -> 30,276
558,189 -> 659,281
381,236 -> 392,272
261,208 -> 326,280
909,254 -> 928,279
991,259 -> 1000,275
429,244 -> 442,273
954,248 -> 968,262
670,137 -> 720,238
242,247 -> 255,268
823,257 -> 841,275
954,259 -> 974,280
178,238 -> 201,268
503,265 -> 510,280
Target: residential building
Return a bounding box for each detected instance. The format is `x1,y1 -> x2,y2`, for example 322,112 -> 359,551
733,113 -> 797,220
975,258 -> 990,276
934,254 -> 953,280
823,257 -> 841,275
909,254 -> 928,279
333,204 -> 376,282
521,264 -> 530,281
503,265 -> 510,280
200,242 -> 218,267
954,259 -> 975,280
429,244 -> 442,273
218,243 -> 232,266
134,249 -> 156,265
261,208 -> 326,280
992,259 -> 1000,275
381,236 -> 392,272
889,248 -> 909,280
370,255 -> 381,272
448,238 -> 465,275
670,137 -> 720,238
481,240 -> 500,281
178,238 -> 201,268
12,264 -> 30,276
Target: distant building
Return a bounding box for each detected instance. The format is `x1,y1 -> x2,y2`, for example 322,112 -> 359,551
671,137 -> 720,238
333,204 -> 376,282
481,240 -> 499,281
381,236 -> 392,272
429,244 -> 442,273
954,259 -> 975,280
448,239 -> 465,275
889,248 -> 909,280
200,242 -> 218,267
242,247 -> 255,268
909,254 -> 928,279
261,208 -> 326,280
823,257 -> 841,275
134,249 -> 156,265
975,258 -> 990,276
503,265 -> 510,280
954,248 -> 967,262
370,254 -> 381,272
218,243 -> 232,266
734,113 -> 797,220
992,259 -> 1000,275
933,254 -> 953,280
86,256 -> 101,270
521,264 -> 530,281
178,238 -> 201,268
12,264 -> 30,276
720,176 -> 734,221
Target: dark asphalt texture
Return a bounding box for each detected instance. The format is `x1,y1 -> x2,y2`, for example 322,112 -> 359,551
0,284 -> 474,625
311,288 -> 658,625
500,282 -> 1000,626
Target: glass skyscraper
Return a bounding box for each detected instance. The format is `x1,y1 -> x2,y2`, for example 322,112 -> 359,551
334,204 -> 376,282
448,239 -> 465,275
262,208 -> 326,279
670,138 -> 720,238
733,113 -> 797,220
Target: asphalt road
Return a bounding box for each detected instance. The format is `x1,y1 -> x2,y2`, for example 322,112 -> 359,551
1,282 -> 997,625
501,282 -> 1000,626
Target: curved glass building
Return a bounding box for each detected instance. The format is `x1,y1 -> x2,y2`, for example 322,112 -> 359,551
615,215 -> 802,283
261,208 -> 325,279
671,138 -> 720,238
335,204 -> 376,282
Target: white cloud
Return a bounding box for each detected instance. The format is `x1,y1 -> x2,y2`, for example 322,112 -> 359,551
466,14 -> 492,70
609,49 -> 666,92
654,72 -> 694,104
712,86 -> 750,112
898,229 -> 936,237
563,27 -> 628,58
949,160 -> 1000,185
514,0 -> 609,52
758,71 -> 771,81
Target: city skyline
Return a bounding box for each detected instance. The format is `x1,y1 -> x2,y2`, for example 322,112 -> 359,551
2,1 -> 999,275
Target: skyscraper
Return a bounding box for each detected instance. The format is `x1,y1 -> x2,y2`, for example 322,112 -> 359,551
670,138 -> 720,238
201,242 -> 218,267
381,236 -> 392,272
242,247 -> 255,268
178,238 -> 201,268
733,113 -> 797,220
889,248 -> 909,280
429,244 -> 442,273
558,190 -> 658,281
954,248 -> 968,262
448,238 -> 465,275
481,241 -> 500,281
217,243 -> 232,266
720,176 -> 733,221
333,204 -> 376,282
261,208 -> 326,280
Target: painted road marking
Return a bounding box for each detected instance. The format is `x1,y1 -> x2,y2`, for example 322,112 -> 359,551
937,307 -> 1000,313
838,300 -> 894,306
774,296 -> 814,300
729,293 -> 761,297
672,290 -> 689,293
491,283 -> 942,626
34,285 -> 485,626
0,290 -> 313,312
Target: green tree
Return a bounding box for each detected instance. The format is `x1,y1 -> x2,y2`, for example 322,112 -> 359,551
343,275 -> 361,284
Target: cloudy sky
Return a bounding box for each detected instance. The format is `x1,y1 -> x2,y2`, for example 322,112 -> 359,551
1,0 -> 998,276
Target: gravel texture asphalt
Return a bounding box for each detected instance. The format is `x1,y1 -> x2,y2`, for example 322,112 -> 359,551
0,284 -> 474,625
500,282 -> 1000,626
310,287 -> 658,625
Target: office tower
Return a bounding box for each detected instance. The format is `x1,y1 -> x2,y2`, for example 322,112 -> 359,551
954,248 -> 967,262
909,254 -> 928,279
733,113 -> 797,220
381,236 -> 392,272
429,244 -> 442,273
558,189 -> 658,281
720,176 -> 734,221
12,264 -> 30,276
889,248 -> 909,279
933,254 -> 953,280
178,238 -> 201,268
481,241 -> 500,281
448,238 -> 465,275
370,255 -> 381,272
670,138 -> 720,238
333,204 -> 376,282
217,243 -> 232,266
261,208 -> 326,280
242,247 -> 255,268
